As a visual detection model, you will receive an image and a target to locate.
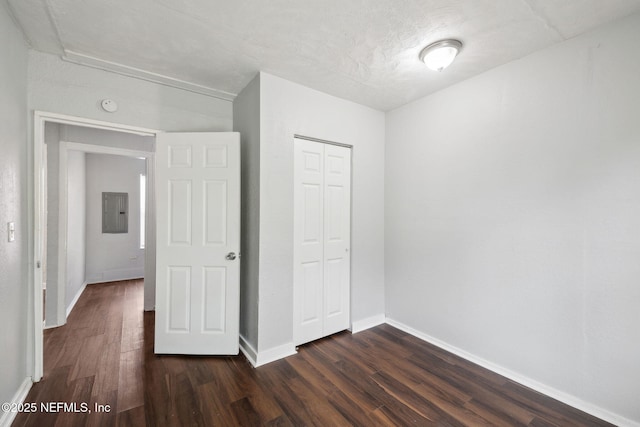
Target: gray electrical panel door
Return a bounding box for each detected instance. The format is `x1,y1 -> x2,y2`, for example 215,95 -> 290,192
103,192 -> 128,233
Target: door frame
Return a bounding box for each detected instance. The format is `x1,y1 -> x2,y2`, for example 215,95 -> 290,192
32,111 -> 159,381
54,141 -> 154,325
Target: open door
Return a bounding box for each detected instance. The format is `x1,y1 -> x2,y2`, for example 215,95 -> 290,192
155,132 -> 240,354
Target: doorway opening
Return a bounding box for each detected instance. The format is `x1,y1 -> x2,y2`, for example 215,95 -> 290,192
33,111 -> 159,381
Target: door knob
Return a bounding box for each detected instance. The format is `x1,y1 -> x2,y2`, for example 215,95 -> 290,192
226,252 -> 237,261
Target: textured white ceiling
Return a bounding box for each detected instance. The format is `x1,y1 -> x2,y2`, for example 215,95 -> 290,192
7,0 -> 640,111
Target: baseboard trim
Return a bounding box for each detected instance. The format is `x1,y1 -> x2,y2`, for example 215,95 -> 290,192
239,336 -> 297,368
255,342 -> 297,367
86,275 -> 144,285
65,281 -> 87,317
43,321 -> 63,330
351,313 -> 386,334
239,335 -> 258,367
386,317 -> 639,427
0,377 -> 32,427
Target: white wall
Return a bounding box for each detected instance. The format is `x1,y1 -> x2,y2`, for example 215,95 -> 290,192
65,150 -> 86,312
62,125 -> 155,152
0,1 -> 30,419
232,74 -> 261,349
385,12 -> 640,425
257,73 -> 386,353
28,51 -> 233,132
85,153 -> 146,283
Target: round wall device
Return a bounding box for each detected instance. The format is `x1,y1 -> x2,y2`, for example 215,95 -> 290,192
101,99 -> 118,113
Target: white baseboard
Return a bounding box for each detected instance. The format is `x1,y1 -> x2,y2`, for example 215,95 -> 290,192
43,320 -> 63,330
0,377 -> 32,427
386,318 -> 639,427
239,335 -> 258,366
65,281 -> 87,317
87,268 -> 144,285
239,335 -> 297,368
255,342 -> 297,367
86,275 -> 144,285
351,313 -> 386,334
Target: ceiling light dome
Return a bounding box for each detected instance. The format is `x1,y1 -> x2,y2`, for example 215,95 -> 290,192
419,39 -> 463,72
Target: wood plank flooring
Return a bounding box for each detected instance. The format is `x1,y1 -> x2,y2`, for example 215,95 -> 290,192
13,279 -> 615,426
13,280 -> 144,427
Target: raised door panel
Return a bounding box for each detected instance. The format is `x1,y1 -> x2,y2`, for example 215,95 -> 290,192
325,184 -> 345,242
204,145 -> 228,168
202,267 -> 226,333
325,258 -> 344,316
203,180 -> 227,246
168,145 -> 192,168
168,180 -> 192,245
303,184 -> 322,243
301,261 -> 323,324
167,266 -> 191,332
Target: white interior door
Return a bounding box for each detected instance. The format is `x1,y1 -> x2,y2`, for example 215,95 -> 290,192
155,132 -> 240,354
294,138 -> 351,346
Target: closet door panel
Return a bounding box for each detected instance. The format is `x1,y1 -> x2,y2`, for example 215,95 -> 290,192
323,144 -> 351,335
293,139 -> 325,344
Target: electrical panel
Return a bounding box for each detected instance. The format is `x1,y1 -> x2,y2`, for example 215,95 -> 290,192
102,192 -> 128,233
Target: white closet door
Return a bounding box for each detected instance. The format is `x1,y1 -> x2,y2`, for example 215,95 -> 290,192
293,138 -> 351,346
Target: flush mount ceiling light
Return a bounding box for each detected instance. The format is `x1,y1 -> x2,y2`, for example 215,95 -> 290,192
419,39 -> 463,72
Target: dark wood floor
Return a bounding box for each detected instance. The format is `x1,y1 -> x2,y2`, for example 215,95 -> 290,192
14,280 -> 144,427
14,280 -> 614,427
